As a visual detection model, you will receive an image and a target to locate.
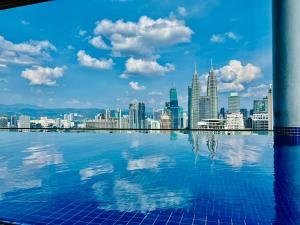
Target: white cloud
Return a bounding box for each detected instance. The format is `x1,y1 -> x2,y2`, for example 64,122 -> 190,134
149,91 -> 163,96
77,50 -> 113,70
242,84 -> 269,97
79,30 -> 87,36
127,156 -> 173,171
21,66 -> 65,86
0,64 -> 6,68
80,162 -> 114,180
89,36 -> 109,49
177,6 -> 187,16
93,16 -> 193,56
67,45 -> 75,50
201,60 -> 261,93
124,58 -> 175,76
66,99 -> 81,106
21,20 -> 30,25
129,81 -> 146,91
0,36 -> 56,65
210,32 -> 239,43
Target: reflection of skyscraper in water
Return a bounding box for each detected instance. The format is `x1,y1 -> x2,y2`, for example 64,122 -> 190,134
206,134 -> 218,160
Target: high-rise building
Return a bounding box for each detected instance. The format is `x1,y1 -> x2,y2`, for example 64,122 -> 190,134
188,86 -> 192,128
228,92 -> 240,113
10,115 -> 18,128
129,103 -> 138,128
207,62 -> 218,119
169,88 -> 179,129
253,97 -> 268,113
152,108 -> 161,121
179,106 -> 183,128
138,102 -> 145,129
18,115 -> 30,129
160,113 -> 171,129
0,116 -> 8,128
116,108 -> 122,128
190,65 -> 200,129
219,107 -> 226,119
268,84 -> 273,130
199,96 -> 211,121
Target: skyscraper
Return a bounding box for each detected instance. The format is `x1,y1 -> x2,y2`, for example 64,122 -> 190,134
253,97 -> 268,113
268,84 -> 273,130
138,102 -> 145,129
129,103 -> 137,129
18,115 -> 30,129
169,88 -> 179,129
188,86 -> 192,128
228,92 -> 240,113
207,62 -> 218,119
190,65 -> 200,129
0,116 -> 8,128
199,96 -> 211,120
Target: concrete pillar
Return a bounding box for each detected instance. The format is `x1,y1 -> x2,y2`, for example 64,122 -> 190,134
273,0 -> 300,142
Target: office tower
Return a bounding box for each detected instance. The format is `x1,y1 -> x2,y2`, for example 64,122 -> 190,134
240,109 -> 248,118
10,115 -> 17,128
219,107 -> 225,119
169,88 -> 179,129
0,116 -> 8,128
116,108 -> 122,128
253,97 -> 268,113
190,65 -> 200,129
228,92 -> 240,113
18,115 -> 30,128
105,109 -> 111,121
188,86 -> 192,128
207,62 -> 218,118
199,96 -> 211,121
268,84 -> 273,130
129,103 -> 138,128
179,106 -> 183,128
138,102 -> 145,129
182,112 -> 188,129
153,108 -> 161,121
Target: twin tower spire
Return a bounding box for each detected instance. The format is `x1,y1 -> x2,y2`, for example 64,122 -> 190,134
189,60 -> 218,129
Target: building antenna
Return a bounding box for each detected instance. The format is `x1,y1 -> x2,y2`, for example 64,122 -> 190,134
194,62 -> 197,74
210,58 -> 214,70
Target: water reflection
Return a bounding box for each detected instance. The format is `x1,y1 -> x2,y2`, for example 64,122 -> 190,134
274,143 -> 300,224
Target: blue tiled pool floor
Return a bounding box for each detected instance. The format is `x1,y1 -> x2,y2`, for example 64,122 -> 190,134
0,131 -> 299,225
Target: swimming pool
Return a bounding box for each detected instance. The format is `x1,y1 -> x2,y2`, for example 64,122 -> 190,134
0,131 -> 299,225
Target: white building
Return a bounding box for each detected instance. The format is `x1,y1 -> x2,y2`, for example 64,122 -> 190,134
18,115 -> 30,128
226,113 -> 244,130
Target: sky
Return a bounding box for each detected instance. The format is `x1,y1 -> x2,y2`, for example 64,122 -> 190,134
0,0 -> 272,111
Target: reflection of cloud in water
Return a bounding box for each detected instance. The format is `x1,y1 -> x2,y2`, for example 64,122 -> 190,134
190,133 -> 264,168
23,144 -> 63,168
130,140 -> 140,149
80,161 -> 114,180
93,180 -> 190,212
0,165 -> 41,200
127,156 -> 174,171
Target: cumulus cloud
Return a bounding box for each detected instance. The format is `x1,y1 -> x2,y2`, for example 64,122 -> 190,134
93,16 -> 193,56
129,81 -> 146,91
21,66 -> 65,86
210,32 -> 239,43
89,36 -> 110,49
0,36 -> 56,65
201,60 -> 261,93
77,50 -> 113,70
177,6 -> 187,16
123,58 -> 175,77
242,84 -> 269,97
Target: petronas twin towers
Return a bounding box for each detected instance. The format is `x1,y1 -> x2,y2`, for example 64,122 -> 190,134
188,63 -> 218,129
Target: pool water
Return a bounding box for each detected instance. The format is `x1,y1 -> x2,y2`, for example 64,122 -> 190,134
0,131 -> 299,225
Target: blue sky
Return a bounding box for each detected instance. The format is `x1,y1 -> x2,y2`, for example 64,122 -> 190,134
0,0 -> 272,111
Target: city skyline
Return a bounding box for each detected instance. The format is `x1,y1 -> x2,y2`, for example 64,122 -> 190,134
0,0 -> 272,110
